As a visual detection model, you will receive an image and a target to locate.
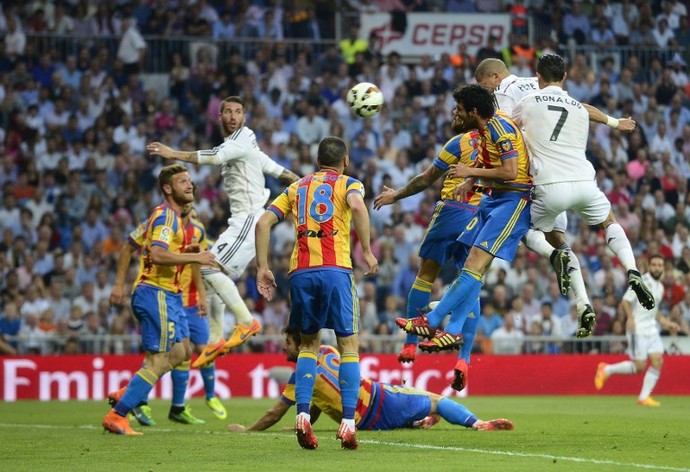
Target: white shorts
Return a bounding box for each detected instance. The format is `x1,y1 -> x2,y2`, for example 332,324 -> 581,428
627,332 -> 664,361
210,213 -> 259,279
531,181 -> 610,232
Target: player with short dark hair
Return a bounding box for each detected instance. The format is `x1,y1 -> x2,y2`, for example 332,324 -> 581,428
512,53 -> 656,338
255,136 -> 378,450
227,326 -> 514,434
398,84 -> 532,391
374,125 -> 483,366
595,255 -> 679,406
147,97 -> 299,367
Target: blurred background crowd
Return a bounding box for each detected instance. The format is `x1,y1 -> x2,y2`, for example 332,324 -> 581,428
0,0 -> 689,357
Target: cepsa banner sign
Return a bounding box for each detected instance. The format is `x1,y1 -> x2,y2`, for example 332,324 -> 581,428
360,13 -> 511,57
3,353 -> 690,401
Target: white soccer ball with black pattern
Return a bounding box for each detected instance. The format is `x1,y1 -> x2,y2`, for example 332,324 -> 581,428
347,82 -> 384,118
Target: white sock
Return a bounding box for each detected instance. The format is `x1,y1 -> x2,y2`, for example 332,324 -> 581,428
604,223 -> 637,272
206,291 -> 225,344
566,249 -> 590,306
639,367 -> 660,400
605,360 -> 637,376
340,418 -> 355,430
203,270 -> 253,325
524,229 -> 554,258
297,412 -> 311,422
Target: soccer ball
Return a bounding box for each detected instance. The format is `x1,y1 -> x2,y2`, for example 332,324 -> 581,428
347,82 -> 384,118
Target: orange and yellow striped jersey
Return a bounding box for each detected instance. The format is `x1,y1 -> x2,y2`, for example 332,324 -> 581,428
433,130 -> 483,205
477,113 -> 532,193
178,218 -> 208,308
281,345 -> 373,426
268,170 -> 364,274
133,204 -> 185,293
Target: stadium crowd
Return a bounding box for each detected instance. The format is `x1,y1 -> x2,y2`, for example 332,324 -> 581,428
0,1 -> 690,357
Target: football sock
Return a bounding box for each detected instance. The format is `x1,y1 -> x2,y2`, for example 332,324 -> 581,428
406,277 -> 433,344
115,368 -> 159,417
564,246 -> 590,306
436,398 -> 477,428
203,270 -> 253,325
206,290 -> 225,344
604,223 -> 637,272
200,363 -> 216,400
639,367 -> 660,400
605,361 -> 637,375
430,269 -> 482,333
458,298 -> 480,363
523,228 -> 554,258
171,360 -> 190,407
339,352 -> 360,420
295,350 -> 318,416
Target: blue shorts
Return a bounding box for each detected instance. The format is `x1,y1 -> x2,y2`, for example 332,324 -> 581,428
358,382 -> 432,430
131,284 -> 183,352
457,191 -> 531,263
185,306 -> 210,346
418,200 -> 478,265
289,268 -> 359,336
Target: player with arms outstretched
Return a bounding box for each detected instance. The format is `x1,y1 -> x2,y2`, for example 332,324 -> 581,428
228,326 -> 514,433
511,54 -> 655,338
475,57 -> 637,296
102,165 -> 216,435
398,84 -> 532,390
374,130 -> 482,370
595,255 -> 679,406
146,96 -> 299,366
255,136 -> 378,450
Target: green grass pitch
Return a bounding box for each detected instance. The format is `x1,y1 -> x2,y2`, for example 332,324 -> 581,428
0,396 -> 688,471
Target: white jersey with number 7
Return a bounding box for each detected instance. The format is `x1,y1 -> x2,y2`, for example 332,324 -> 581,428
512,85 -> 594,185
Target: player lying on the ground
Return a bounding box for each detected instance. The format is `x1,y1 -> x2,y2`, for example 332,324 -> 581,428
227,326 -> 514,434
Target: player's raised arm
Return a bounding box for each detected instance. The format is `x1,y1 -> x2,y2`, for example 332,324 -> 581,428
374,164 -> 444,210
347,190 -> 378,275
582,103 -> 636,132
278,168 -> 300,184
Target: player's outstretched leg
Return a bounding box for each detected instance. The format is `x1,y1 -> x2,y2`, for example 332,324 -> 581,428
295,413 -> 318,450
576,302 -> 596,339
627,270 -> 655,310
550,248 -> 571,296
399,277 -> 434,363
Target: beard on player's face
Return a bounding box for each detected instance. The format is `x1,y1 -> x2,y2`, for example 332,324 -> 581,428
222,115 -> 244,135
451,114 -> 475,134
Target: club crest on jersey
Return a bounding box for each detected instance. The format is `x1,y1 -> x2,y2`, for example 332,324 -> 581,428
499,140 -> 513,153
160,227 -> 172,243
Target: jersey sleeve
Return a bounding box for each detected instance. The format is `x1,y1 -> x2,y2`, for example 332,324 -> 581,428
345,177 -> 365,198
259,150 -> 286,178
490,119 -> 520,161
197,138 -> 249,165
127,221 -> 147,250
149,208 -> 177,250
511,98 -> 526,127
433,135 -> 462,171
194,221 -> 209,251
280,372 -> 297,405
267,187 -> 292,222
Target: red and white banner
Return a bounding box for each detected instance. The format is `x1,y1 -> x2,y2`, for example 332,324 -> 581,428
359,13 -> 511,57
2,353 -> 690,401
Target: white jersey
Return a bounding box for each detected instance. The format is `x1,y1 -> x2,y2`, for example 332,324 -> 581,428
622,273 -> 664,336
198,126 -> 285,215
512,85 -> 594,185
494,74 -> 538,117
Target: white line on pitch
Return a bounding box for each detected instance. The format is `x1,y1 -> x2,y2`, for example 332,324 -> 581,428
359,438 -> 690,472
1,423 -> 688,472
